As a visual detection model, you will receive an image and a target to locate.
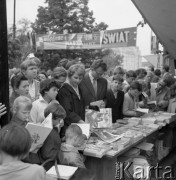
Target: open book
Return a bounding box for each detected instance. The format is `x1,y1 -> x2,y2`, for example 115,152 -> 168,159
26,113 -> 52,152
85,108 -> 112,128
135,108 -> 149,114
47,165 -> 78,180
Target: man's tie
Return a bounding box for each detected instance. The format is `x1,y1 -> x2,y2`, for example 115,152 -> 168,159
92,79 -> 97,97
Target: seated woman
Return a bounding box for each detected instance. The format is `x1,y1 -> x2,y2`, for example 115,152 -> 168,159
0,123 -> 51,180
123,81 -> 144,117
106,75 -> 124,122
156,78 -> 170,111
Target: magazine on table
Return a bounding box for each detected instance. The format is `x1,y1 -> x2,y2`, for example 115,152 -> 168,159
83,137 -> 112,158
85,108 -> 112,128
26,113 -> 52,153
93,129 -> 123,143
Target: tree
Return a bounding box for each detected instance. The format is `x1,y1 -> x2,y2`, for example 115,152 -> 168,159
32,0 -> 108,34
8,18 -> 33,68
102,49 -> 123,73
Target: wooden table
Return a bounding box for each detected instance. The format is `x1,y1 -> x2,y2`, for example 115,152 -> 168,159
85,125 -> 170,180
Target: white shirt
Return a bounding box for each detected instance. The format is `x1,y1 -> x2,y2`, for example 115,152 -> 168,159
30,95 -> 48,124
29,80 -> 35,100
89,71 -> 97,85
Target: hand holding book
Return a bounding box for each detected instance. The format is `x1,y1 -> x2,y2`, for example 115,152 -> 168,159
29,142 -> 43,153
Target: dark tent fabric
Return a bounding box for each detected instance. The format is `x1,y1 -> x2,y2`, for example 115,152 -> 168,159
131,0 -> 176,59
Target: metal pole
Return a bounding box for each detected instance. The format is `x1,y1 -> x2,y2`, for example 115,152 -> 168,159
13,0 -> 16,39
0,0 -> 10,126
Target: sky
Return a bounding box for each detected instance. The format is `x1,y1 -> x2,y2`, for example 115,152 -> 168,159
6,0 -> 151,55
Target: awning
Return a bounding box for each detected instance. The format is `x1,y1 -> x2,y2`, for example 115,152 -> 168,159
131,0 -> 176,59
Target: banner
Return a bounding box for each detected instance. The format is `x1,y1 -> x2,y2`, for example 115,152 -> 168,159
36,27 -> 136,50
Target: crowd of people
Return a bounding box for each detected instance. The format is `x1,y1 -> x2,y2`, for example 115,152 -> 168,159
0,56 -> 176,179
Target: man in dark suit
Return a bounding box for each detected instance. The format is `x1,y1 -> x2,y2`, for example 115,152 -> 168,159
79,59 -> 108,107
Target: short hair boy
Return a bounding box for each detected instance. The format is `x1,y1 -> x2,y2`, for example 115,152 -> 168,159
30,79 -> 59,124
123,70 -> 136,93
123,81 -> 143,117
0,123 -> 47,180
106,75 -> 124,122
59,124 -> 86,168
20,59 -> 40,102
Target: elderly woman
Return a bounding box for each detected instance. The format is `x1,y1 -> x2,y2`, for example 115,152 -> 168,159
57,64 -> 85,136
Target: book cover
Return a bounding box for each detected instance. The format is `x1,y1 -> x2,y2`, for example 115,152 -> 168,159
47,165 -> 78,180
26,113 -> 52,152
85,108 -> 112,128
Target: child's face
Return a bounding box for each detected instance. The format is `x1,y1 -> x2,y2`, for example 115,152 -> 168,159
16,80 -> 29,96
127,77 -> 135,85
25,66 -> 38,79
130,89 -> 140,98
52,117 -> 64,128
38,74 -> 47,82
111,80 -> 122,91
15,104 -> 31,122
46,86 -> 58,101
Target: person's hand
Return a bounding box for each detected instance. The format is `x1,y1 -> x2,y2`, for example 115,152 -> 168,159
30,142 -> 43,153
135,111 -> 144,117
0,103 -> 7,118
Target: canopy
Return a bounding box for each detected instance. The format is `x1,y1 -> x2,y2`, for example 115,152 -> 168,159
131,0 -> 176,59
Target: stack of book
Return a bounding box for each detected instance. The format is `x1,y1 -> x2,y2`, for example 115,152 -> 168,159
83,137 -> 112,158
141,117 -> 156,125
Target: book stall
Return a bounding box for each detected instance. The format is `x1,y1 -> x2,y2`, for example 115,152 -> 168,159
82,110 -> 176,180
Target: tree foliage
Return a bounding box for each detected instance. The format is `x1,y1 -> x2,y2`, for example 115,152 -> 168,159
32,0 -> 108,34
103,49 -> 124,73
8,18 -> 32,68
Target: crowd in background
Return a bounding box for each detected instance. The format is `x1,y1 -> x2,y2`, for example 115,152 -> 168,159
0,56 -> 176,180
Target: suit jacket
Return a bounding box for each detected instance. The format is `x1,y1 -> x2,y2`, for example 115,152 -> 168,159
106,89 -> 124,123
57,83 -> 85,126
79,72 -> 108,106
